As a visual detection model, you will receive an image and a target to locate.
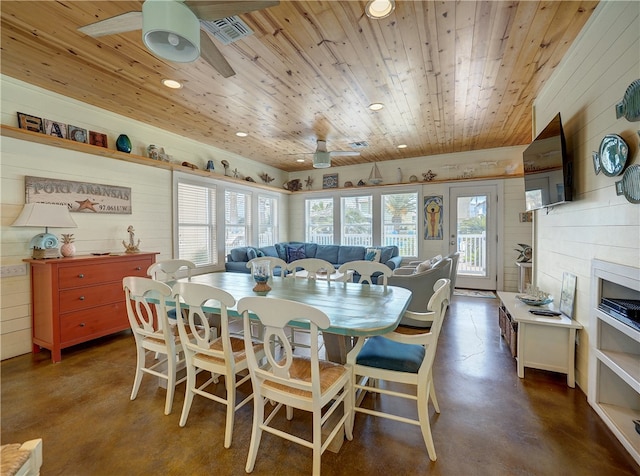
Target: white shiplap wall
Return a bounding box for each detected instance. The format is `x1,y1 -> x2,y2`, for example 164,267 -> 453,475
532,1 -> 640,392
0,76 -> 288,360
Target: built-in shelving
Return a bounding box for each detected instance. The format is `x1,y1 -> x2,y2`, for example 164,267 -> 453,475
589,259 -> 640,467
0,125 -> 288,194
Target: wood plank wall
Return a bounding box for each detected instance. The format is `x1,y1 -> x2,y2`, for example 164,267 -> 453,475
532,1 -> 640,392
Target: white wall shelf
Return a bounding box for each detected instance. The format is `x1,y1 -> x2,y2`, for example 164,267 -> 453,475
589,259 -> 640,467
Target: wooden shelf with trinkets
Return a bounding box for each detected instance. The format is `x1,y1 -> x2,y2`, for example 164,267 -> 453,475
3,125 -> 523,193
0,125 -> 289,194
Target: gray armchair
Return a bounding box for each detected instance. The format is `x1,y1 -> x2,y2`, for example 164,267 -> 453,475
388,258 -> 452,325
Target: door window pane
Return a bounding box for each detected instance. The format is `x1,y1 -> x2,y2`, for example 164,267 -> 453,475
456,195 -> 487,276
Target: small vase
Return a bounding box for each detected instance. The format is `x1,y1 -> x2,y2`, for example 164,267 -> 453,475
60,243 -> 76,257
252,260 -> 271,293
116,134 -> 132,153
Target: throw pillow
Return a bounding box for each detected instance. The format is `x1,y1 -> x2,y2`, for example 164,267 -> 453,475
256,249 -> 265,257
416,260 -> 433,273
246,248 -> 258,260
365,248 -> 381,262
286,244 -> 306,262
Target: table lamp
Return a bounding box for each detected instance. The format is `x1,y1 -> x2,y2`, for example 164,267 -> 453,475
12,203 -> 77,259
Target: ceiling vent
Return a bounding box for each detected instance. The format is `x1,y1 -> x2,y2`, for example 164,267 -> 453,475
349,141 -> 369,149
200,16 -> 253,45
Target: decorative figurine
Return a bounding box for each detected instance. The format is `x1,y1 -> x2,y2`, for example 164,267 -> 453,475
116,134 -> 131,153
305,176 -> 313,190
206,160 -> 215,172
232,168 -> 240,178
60,234 -> 76,257
283,179 -> 303,191
123,225 -> 140,254
423,170 -> 437,181
181,161 -> 198,170
259,172 -> 275,184
221,160 -> 230,176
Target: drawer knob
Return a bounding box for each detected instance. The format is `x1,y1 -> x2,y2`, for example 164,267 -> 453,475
79,323 -> 85,327
135,266 -> 142,271
79,296 -> 85,301
78,273 -> 85,278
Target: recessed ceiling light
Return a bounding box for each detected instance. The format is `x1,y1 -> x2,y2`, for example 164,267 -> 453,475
397,144 -> 407,149
235,132 -> 248,137
365,0 -> 395,19
369,103 -> 384,111
161,79 -> 182,89
296,158 -> 305,163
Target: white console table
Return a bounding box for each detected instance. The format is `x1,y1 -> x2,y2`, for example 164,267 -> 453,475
497,291 -> 583,387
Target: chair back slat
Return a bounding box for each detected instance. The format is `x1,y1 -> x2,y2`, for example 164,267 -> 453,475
338,260 -> 392,286
147,259 -> 196,282
287,258 -> 336,279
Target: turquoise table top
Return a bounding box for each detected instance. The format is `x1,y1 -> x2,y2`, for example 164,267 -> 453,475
178,272 -> 412,337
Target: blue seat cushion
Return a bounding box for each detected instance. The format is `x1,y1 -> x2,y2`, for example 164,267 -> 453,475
356,336 -> 425,373
168,308 -> 177,320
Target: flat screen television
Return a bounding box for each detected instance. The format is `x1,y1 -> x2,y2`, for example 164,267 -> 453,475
522,113 -> 573,211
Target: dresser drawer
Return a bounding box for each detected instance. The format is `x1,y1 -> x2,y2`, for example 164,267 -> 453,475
60,302 -> 129,345
58,258 -> 151,289
59,282 -> 124,313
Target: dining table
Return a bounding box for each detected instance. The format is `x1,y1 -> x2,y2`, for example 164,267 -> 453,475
176,271 -> 413,363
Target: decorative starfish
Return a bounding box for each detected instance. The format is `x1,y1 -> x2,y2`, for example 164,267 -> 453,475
305,175 -> 313,189
76,198 -> 98,212
422,170 -> 437,181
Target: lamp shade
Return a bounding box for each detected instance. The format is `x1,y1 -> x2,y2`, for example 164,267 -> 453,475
12,203 -> 77,228
142,0 -> 200,63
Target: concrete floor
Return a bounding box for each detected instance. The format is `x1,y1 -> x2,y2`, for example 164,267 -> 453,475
2,295 -> 638,475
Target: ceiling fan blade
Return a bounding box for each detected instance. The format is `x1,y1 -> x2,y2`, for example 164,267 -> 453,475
78,11 -> 142,38
186,1 -> 279,20
199,30 -> 236,78
330,151 -> 361,157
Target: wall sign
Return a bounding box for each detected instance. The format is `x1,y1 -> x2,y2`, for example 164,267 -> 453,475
424,195 -> 443,240
25,176 -> 132,214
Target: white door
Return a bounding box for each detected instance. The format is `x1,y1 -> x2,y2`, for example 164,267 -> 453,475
449,184 -> 498,290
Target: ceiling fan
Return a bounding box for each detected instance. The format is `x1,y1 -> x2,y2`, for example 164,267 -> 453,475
77,0 -> 279,78
307,139 -> 360,169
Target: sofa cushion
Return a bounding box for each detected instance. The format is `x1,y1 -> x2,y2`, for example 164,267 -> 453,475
316,245 -> 339,264
275,243 -> 288,261
365,247 -> 381,262
247,248 -> 258,260
230,247 -> 250,262
338,246 -> 365,264
416,259 -> 432,273
380,246 -> 398,264
259,245 -> 278,258
286,244 -> 307,262
304,243 -> 318,258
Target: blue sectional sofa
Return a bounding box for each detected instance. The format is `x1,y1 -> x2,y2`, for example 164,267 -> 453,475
225,242 -> 402,276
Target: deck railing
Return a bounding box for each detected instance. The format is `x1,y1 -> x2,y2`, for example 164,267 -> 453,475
457,232 -> 486,275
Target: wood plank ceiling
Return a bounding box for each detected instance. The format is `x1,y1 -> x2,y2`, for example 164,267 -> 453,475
0,1 -> 598,172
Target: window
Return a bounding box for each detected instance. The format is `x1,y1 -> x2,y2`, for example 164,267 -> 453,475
258,195 -> 277,247
225,190 -> 251,256
382,192 -> 418,256
306,198 -> 333,244
341,195 -> 372,246
177,181 -> 217,266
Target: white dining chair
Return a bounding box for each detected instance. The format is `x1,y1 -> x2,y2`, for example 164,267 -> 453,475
172,281 -> 264,449
238,296 -> 353,476
287,258 -> 337,280
123,276 -> 187,415
147,259 -> 196,281
285,258 -> 336,350
337,260 -> 392,287
346,278 -> 450,461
